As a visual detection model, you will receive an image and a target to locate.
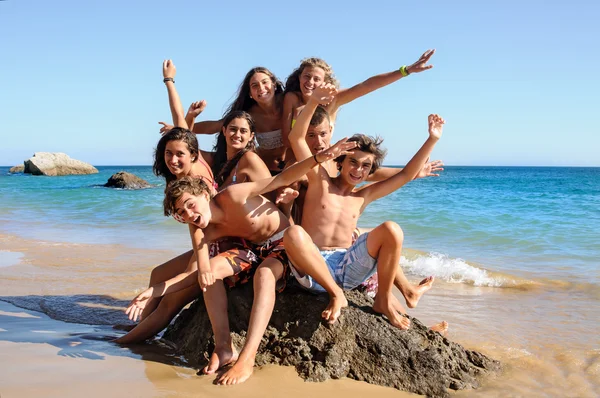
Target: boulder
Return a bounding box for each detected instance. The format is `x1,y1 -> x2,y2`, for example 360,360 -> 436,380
163,285 -> 500,397
23,152 -> 98,176
9,165 -> 24,173
104,171 -> 151,189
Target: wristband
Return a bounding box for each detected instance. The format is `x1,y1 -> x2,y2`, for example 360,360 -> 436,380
399,65 -> 409,77
313,154 -> 321,164
163,77 -> 175,84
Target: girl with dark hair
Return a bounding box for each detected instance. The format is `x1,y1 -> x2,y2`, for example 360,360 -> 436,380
162,67 -> 288,174
200,110 -> 271,189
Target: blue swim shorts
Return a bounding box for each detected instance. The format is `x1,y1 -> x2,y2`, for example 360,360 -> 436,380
291,233 -> 377,293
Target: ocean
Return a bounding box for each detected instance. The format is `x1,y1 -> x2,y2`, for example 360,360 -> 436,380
1,165 -> 599,397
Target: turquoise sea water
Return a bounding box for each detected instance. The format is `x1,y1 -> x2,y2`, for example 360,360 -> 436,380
1,165 -> 598,287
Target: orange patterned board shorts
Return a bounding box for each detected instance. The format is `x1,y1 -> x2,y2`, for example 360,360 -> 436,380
211,230 -> 290,292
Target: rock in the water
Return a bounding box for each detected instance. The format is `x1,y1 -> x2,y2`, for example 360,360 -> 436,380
163,285 -> 500,397
23,152 -> 98,176
104,171 -> 151,189
9,165 -> 24,173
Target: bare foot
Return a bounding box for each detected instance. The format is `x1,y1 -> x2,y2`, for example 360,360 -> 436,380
373,295 -> 411,330
390,295 -> 407,315
430,321 -> 449,337
405,276 -> 435,309
203,342 -> 239,375
216,357 -> 254,385
321,293 -> 348,324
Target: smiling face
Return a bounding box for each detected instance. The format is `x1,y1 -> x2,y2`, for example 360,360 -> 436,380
339,150 -> 375,185
249,72 -> 274,104
174,192 -> 212,228
299,66 -> 326,98
222,117 -> 254,152
165,140 -> 195,177
306,119 -> 332,154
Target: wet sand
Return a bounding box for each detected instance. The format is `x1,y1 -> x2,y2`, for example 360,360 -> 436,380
1,232 -> 599,397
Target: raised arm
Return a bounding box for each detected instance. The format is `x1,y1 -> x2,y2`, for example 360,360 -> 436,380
333,49 -> 435,112
227,137 -> 357,202
367,159 -> 444,182
184,100 -> 207,132
362,114 -> 445,205
163,60 -> 188,129
288,84 -> 338,179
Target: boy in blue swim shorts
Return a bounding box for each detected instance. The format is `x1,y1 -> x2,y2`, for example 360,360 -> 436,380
285,84 -> 445,330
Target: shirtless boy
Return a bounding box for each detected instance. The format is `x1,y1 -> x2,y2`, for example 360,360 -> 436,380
121,138 -> 356,385
285,86 -> 445,329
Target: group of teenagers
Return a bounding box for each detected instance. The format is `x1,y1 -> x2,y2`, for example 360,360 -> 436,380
115,49 -> 447,385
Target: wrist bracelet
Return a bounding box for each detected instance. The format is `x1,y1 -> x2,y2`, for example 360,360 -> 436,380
313,154 -> 321,164
399,65 -> 409,77
163,77 -> 175,84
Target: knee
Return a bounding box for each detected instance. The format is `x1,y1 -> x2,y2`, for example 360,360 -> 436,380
253,265 -> 277,288
149,265 -> 162,285
284,225 -> 309,248
380,221 -> 404,245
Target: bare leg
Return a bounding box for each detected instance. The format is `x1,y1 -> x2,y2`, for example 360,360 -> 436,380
430,321 -> 449,336
394,273 -> 434,309
115,282 -> 200,344
142,250 -> 195,319
283,225 -> 348,324
217,258 -> 284,385
115,250 -> 198,344
368,222 -> 411,330
202,257 -> 239,374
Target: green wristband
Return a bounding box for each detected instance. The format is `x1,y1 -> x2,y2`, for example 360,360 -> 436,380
399,65 -> 409,77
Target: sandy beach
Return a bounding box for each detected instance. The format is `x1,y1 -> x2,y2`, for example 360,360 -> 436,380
1,230 -> 599,397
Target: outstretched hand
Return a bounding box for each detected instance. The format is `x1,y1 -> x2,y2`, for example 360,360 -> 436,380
407,49 -> 435,74
416,158 -> 445,179
124,288 -> 154,322
315,137 -> 358,163
187,100 -> 207,118
275,187 -> 300,204
163,59 -> 176,79
310,83 -> 337,105
158,121 -> 174,135
428,114 -> 445,140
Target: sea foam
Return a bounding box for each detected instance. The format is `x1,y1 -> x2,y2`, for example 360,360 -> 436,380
401,252 -> 518,287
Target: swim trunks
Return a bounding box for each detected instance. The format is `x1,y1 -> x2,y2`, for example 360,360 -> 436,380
290,233 -> 377,293
214,229 -> 290,292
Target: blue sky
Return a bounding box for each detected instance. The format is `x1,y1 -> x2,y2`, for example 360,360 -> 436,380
1,0 -> 598,166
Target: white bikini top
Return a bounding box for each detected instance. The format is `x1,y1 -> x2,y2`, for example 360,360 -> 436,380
255,129 -> 283,150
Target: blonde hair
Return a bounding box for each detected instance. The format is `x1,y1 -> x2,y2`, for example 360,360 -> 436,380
284,57 -> 339,95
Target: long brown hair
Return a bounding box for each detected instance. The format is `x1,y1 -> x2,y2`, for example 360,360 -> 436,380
212,111 -> 256,187
153,128 -> 199,184
225,67 -> 284,116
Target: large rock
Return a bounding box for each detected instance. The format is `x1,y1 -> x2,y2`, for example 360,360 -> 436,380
23,152 -> 98,176
9,165 -> 24,173
104,171 -> 151,189
163,286 -> 500,397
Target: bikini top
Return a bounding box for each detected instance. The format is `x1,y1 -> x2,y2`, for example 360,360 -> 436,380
197,158 -> 218,191
255,129 -> 283,150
